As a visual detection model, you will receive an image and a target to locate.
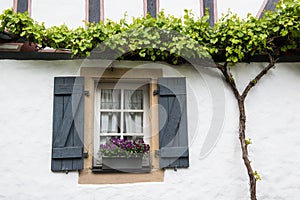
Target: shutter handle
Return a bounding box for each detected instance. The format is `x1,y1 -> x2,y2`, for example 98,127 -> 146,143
65,168 -> 69,174
174,165 -> 177,172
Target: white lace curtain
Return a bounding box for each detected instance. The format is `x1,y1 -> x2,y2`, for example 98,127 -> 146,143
100,89 -> 143,134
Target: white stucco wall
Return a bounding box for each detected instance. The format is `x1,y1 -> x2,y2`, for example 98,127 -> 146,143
0,60 -> 299,200
159,0 -> 201,18
31,0 -> 86,28
0,0 -> 13,12
104,0 -> 144,23
217,0 -> 263,18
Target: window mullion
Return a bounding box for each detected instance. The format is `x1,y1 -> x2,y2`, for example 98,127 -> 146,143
94,87 -> 101,165
120,89 -> 124,139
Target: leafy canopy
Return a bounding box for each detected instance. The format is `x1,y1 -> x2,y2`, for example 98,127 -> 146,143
0,0 -> 299,64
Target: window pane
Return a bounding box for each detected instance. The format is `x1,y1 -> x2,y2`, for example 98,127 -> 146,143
100,112 -> 120,133
124,112 -> 143,133
101,89 -> 121,109
124,90 -> 143,110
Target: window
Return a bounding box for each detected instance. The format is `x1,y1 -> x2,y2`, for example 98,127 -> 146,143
93,81 -> 150,170
51,66 -> 189,184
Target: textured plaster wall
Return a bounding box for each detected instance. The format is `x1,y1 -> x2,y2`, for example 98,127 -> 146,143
0,0 -> 12,12
0,60 -> 300,200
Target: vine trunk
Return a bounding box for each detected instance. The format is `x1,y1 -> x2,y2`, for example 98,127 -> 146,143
217,55 -> 277,200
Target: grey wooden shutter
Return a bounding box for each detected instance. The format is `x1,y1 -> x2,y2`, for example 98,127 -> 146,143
51,77 -> 84,172
158,77 -> 189,169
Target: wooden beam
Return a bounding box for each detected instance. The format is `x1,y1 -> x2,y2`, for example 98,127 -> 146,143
16,0 -> 29,13
257,0 -> 280,18
146,0 -> 158,18
87,0 -> 103,23
202,0 -> 217,27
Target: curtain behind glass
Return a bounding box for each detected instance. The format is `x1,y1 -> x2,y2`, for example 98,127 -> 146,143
100,89 -> 121,133
124,90 -> 143,133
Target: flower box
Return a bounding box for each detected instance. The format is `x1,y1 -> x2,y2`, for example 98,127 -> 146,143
102,156 -> 143,170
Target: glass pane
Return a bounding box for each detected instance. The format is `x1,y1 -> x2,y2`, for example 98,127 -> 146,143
101,89 -> 121,109
100,112 -> 120,133
124,90 -> 143,110
124,112 -> 143,133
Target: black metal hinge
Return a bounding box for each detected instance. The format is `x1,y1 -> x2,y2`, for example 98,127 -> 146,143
84,90 -> 89,96
83,151 -> 89,158
155,150 -> 160,157
153,90 -> 159,96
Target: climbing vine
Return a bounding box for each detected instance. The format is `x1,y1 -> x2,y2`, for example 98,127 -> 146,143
1,0 -> 298,63
0,0 -> 299,199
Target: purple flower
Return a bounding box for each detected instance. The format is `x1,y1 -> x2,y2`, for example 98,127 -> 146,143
99,138 -> 150,157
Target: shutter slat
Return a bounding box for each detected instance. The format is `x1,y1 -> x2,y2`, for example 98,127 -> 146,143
53,92 -> 82,147
54,84 -> 84,95
159,78 -> 186,96
53,147 -> 83,159
160,147 -> 188,158
51,77 -> 84,172
61,77 -> 75,171
52,78 -> 64,171
158,77 -> 189,169
72,81 -> 84,170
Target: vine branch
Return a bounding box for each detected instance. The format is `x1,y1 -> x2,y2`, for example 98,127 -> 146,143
242,54 -> 279,99
217,54 -> 278,200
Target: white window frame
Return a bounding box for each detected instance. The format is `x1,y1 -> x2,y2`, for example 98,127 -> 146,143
93,80 -> 150,166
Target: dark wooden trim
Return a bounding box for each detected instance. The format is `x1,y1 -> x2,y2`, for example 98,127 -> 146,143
258,0 -> 279,18
0,52 -> 73,60
147,0 -> 157,18
16,0 -> 29,13
0,51 -> 300,62
212,51 -> 300,63
203,0 -> 216,26
88,0 -> 101,23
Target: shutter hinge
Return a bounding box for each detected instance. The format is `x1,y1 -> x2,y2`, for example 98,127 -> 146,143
174,165 -> 178,172
83,151 -> 89,158
153,90 -> 159,96
155,150 -> 160,157
84,90 -> 89,96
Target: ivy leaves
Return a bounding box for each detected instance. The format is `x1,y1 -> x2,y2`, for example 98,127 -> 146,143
0,0 -> 299,64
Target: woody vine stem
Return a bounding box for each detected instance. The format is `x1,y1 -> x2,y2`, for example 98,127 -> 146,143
217,54 -> 278,200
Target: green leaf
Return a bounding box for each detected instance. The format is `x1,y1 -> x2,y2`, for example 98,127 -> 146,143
245,138 -> 252,145
254,170 -> 262,181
